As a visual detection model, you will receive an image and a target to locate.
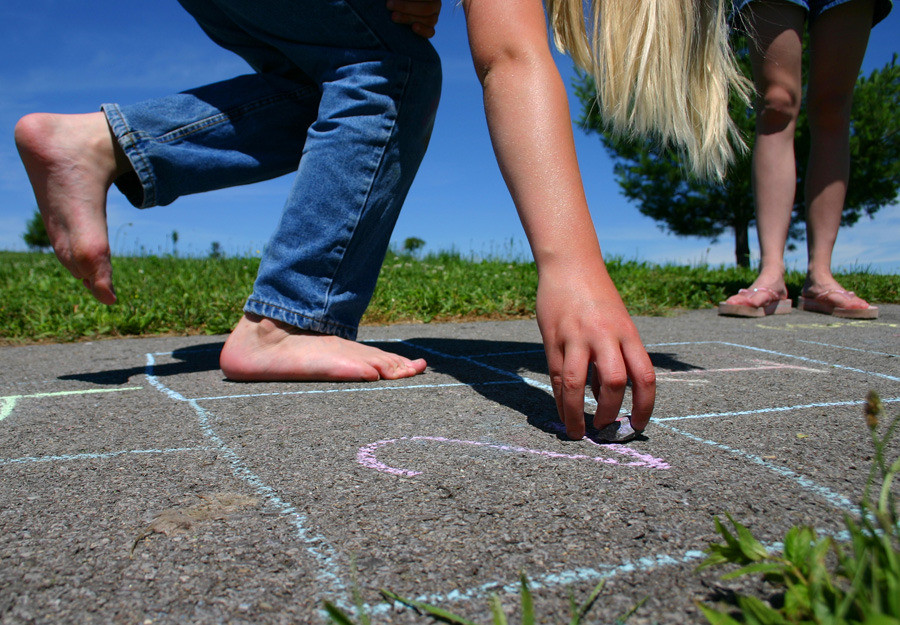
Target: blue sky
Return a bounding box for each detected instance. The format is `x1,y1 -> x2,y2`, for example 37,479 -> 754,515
1,0 -> 898,270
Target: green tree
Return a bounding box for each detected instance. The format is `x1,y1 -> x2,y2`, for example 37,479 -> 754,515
576,43 -> 900,267
402,236 -> 425,256
22,210 -> 51,251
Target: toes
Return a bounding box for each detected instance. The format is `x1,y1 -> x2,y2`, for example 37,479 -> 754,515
374,356 -> 427,380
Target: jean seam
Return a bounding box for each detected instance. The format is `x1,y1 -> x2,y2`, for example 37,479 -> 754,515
320,57 -> 412,316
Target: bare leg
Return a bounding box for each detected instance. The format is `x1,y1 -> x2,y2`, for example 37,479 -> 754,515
16,112 -> 428,380
722,1 -> 805,310
801,0 -> 875,311
15,112 -> 130,305
220,313 -> 427,381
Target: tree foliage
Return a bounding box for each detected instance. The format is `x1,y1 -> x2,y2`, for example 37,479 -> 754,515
402,236 -> 425,256
576,40 -> 900,267
22,210 -> 51,251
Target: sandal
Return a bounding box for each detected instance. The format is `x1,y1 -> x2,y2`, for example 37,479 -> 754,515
718,287 -> 793,318
798,289 -> 879,319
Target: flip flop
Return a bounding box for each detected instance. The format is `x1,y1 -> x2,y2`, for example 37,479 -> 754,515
718,287 -> 793,318
798,289 -> 879,319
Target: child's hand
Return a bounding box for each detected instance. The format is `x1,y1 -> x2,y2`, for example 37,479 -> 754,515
386,0 -> 441,38
536,266 -> 656,440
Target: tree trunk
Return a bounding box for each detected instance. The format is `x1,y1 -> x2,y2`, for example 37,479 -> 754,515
734,220 -> 751,268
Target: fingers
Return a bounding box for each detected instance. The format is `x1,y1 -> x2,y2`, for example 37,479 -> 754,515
591,354 -> 628,429
550,339 -> 656,440
623,341 -> 656,432
409,22 -> 436,38
550,346 -> 591,440
590,340 -> 655,432
387,0 -> 441,38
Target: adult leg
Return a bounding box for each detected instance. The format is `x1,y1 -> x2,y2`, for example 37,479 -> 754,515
720,0 -> 804,314
799,0 -> 877,315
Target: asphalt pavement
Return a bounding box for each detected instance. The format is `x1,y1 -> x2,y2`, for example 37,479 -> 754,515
1,305 -> 898,624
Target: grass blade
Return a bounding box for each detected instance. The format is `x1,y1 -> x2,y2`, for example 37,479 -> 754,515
380,590 -> 480,625
519,573 -> 534,625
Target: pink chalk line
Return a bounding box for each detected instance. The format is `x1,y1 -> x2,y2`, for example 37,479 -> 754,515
357,436 -> 670,477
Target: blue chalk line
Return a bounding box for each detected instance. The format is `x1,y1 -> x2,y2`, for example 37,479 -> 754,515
0,447 -> 207,466
144,352 -> 348,603
656,397 -> 900,423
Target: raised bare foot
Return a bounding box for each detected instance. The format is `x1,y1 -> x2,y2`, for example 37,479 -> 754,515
220,314 -> 428,382
15,112 -> 128,305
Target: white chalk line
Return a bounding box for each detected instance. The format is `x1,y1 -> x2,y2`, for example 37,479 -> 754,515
796,339 -> 899,359
367,549 -> 709,616
656,397 -> 900,423
648,341 -> 900,382
1,387 -> 144,423
190,380 -> 520,402
0,447 -> 209,466
654,422 -> 856,513
144,353 -> 348,601
370,529 -> 859,618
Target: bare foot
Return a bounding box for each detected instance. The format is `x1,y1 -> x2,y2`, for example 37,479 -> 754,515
220,314 -> 428,382
15,112 -> 128,305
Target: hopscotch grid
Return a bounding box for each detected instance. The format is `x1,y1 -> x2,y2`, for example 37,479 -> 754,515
2,338 -> 892,613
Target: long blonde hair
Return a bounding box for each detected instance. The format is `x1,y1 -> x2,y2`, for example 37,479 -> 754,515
546,0 -> 750,179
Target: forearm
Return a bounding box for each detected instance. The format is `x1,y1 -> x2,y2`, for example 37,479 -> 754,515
481,58 -> 605,275
465,0 -> 605,278
464,0 -> 655,438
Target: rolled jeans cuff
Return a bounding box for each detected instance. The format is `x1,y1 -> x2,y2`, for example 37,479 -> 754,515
243,298 -> 359,341
102,103 -> 157,209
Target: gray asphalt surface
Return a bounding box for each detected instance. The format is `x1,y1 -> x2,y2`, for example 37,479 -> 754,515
2,306 -> 899,624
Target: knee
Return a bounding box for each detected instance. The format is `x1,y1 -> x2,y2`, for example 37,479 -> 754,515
755,84 -> 801,134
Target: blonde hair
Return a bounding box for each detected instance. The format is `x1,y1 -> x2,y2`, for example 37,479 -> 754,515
546,0 -> 750,179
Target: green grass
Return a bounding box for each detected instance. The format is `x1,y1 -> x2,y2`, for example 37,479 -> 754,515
1,250 -> 898,343
697,392 -> 900,624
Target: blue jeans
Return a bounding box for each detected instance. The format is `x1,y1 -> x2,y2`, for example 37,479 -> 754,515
102,0 -> 441,340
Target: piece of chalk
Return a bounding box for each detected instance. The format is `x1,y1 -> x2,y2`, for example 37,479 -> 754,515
595,415 -> 641,443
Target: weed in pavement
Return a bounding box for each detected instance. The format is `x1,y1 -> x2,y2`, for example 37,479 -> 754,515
697,391 -> 900,624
